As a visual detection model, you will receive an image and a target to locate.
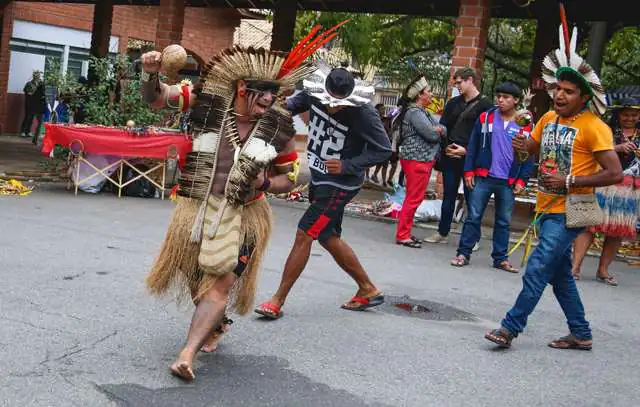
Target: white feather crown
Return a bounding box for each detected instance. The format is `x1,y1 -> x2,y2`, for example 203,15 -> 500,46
541,26 -> 607,115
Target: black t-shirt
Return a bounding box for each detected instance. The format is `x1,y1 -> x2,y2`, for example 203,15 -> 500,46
439,94 -> 493,147
287,91 -> 392,190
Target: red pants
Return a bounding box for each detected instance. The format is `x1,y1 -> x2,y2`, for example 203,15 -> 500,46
395,159 -> 435,241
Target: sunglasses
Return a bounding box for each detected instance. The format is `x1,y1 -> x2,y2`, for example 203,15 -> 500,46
246,80 -> 280,96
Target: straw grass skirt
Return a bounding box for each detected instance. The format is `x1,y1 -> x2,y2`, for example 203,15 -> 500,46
146,195 -> 272,315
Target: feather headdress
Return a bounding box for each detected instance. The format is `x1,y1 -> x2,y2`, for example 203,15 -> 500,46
541,26 -> 607,115
199,21 -> 348,97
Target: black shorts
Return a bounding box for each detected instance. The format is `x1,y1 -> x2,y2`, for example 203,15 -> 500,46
298,184 -> 359,242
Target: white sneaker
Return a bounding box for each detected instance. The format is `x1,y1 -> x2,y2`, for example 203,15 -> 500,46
424,233 -> 448,244
472,242 -> 480,252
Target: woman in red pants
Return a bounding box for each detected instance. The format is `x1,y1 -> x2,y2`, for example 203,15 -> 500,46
394,75 -> 446,248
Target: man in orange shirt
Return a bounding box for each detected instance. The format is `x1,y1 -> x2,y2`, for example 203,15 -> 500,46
484,28 -> 623,351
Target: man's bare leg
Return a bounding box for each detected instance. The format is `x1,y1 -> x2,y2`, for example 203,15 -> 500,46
267,229 -> 314,308
190,288 -> 230,353
170,273 -> 236,380
200,315 -> 231,353
320,235 -> 379,297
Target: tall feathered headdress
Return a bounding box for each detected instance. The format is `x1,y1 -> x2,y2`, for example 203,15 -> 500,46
541,4 -> 607,115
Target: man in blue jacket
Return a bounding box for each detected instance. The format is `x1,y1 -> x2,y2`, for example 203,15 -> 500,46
450,82 -> 534,272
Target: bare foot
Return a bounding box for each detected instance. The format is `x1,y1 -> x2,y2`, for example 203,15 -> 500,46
201,323 -> 230,353
169,360 -> 195,381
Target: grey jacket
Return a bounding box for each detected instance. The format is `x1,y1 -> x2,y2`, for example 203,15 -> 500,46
398,106 -> 443,162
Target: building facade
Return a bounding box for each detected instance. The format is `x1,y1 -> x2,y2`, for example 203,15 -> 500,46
0,2 -> 243,133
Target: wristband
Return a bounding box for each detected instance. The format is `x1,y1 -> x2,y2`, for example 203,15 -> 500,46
565,174 -> 571,191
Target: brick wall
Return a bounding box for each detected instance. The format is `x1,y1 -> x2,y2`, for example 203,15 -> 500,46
0,2 -> 241,133
0,3 -> 15,134
450,0 -> 491,85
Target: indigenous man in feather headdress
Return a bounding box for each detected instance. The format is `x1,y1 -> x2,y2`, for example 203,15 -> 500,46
484,22 -> 623,351
140,25 -> 342,380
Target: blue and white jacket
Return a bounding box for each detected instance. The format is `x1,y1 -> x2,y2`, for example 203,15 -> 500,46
463,107 -> 534,189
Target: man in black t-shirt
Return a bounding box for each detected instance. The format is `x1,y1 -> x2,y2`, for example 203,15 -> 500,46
255,68 -> 391,320
425,67 -> 492,245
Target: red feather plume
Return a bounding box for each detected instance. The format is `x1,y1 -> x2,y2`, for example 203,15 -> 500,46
277,19 -> 349,79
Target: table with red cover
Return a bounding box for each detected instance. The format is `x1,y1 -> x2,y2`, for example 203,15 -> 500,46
41,124 -> 193,198
42,124 -> 192,166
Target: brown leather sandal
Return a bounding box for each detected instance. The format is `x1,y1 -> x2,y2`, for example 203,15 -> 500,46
494,260 -> 518,273
485,328 -> 516,348
548,334 -> 592,351
450,255 -> 469,267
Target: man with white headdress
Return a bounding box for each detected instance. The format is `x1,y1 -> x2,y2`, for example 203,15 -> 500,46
484,23 -> 623,351
255,67 -> 392,319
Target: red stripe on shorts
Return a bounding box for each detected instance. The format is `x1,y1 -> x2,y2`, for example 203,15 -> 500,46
306,214 -> 331,239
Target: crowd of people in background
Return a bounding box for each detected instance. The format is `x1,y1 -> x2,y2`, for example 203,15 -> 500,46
364,65 -> 640,293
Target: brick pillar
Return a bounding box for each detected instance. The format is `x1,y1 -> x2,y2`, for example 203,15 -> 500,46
0,2 -> 15,134
155,0 -> 184,83
90,0 -> 114,58
271,0 -> 296,52
450,0 -> 491,85
155,0 -> 185,51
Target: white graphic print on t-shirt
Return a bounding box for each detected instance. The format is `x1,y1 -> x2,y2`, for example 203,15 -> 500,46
306,105 -> 348,174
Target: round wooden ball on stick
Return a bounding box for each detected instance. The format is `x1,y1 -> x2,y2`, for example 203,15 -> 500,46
160,44 -> 187,78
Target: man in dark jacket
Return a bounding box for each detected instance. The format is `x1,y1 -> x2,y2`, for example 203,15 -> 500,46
255,68 -> 391,319
425,67 -> 493,245
450,82 -> 534,272
21,70 -> 46,145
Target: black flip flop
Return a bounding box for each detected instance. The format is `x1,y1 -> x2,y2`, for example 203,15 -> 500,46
396,240 -> 422,248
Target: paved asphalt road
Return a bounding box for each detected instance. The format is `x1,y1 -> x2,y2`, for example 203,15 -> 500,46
2,185 -> 639,407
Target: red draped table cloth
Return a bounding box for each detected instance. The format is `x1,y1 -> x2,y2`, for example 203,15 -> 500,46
42,124 -> 193,198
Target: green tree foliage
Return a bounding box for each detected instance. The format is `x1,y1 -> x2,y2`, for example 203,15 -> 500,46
81,55 -> 166,126
45,54 -> 166,127
601,26 -> 640,89
43,58 -> 81,99
294,12 -> 455,95
293,12 -> 639,94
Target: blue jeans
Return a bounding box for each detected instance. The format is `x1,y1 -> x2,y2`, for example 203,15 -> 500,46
457,177 -> 514,264
501,214 -> 592,340
438,156 -> 471,237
